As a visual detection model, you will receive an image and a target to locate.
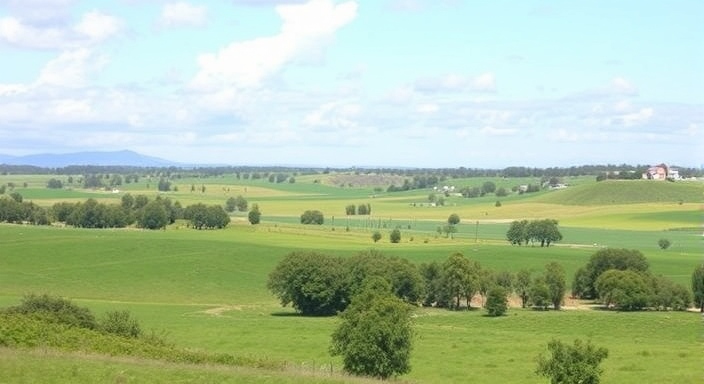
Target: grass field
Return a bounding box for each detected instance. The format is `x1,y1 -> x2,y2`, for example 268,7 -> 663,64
0,175 -> 702,383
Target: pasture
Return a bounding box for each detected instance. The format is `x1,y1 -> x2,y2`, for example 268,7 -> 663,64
0,173 -> 702,383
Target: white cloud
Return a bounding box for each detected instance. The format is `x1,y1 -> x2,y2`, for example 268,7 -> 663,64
620,107 -> 653,126
159,2 -> 208,28
611,77 -> 637,95
191,0 -> 358,89
414,72 -> 496,93
417,103 -> 439,113
36,48 -> 108,87
74,10 -> 123,42
0,9 -> 122,49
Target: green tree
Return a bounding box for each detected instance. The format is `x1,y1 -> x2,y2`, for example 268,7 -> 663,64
440,253 -> 480,309
515,269 -> 532,308
300,210 -> 324,225
506,220 -> 528,245
390,228 -> 401,243
47,178 -> 63,189
545,262 -> 566,310
267,251 -> 348,316
138,200 -> 169,230
225,197 -> 237,212
536,339 -> 608,384
595,270 -> 652,311
447,213 -> 460,226
330,278 -> 413,379
344,250 -> 425,305
234,195 -> 248,212
572,248 -> 649,299
657,238 -> 671,250
693,264 -> 704,312
372,231 -> 382,243
99,310 -> 141,338
481,181 -> 496,195
651,275 -> 691,311
345,204 -> 356,215
530,276 -> 550,310
485,286 -> 508,316
248,204 -> 261,225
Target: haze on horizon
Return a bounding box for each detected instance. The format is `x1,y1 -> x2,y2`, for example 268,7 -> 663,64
0,0 -> 702,168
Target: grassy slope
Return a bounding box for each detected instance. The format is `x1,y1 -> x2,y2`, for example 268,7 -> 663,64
0,174 -> 703,383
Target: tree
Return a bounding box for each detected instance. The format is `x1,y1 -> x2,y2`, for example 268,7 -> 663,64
440,253 -> 480,309
506,220 -> 528,245
300,210 -> 324,225
693,264 -> 704,312
344,250 -> 425,305
481,181 -> 496,195
658,238 -> 671,250
572,248 -> 649,299
595,270 -> 652,311
345,204 -> 356,215
157,178 -> 171,192
447,213 -> 460,226
651,275 -> 691,311
485,286 -> 508,316
248,204 -> 261,225
138,200 -> 169,230
372,231 -> 382,243
267,251 -> 348,316
47,178 -> 63,189
234,195 -> 248,212
225,197 -> 237,212
390,228 -> 401,243
515,269 -> 532,308
544,262 -> 566,310
536,339 -> 608,384
330,278 -> 413,379
496,187 -> 508,197
530,276 -> 550,310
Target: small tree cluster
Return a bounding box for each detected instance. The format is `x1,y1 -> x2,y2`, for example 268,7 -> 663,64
183,203 -> 230,229
0,195 -> 50,225
248,203 -> 261,225
267,250 -> 425,316
300,210 -> 324,225
345,203 -> 372,215
506,219 -> 562,247
46,178 -> 64,189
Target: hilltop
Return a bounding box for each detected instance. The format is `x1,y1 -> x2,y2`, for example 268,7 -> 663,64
534,179 -> 703,205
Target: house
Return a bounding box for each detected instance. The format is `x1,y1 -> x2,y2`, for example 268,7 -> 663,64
642,164 -> 669,180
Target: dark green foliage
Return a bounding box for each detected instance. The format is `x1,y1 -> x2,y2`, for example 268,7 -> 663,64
357,203 -> 370,215
508,219 -> 562,247
595,270 -> 652,311
99,310 -> 141,338
693,264 -> 704,312
371,231 -> 381,242
419,261 -> 443,307
390,228 -> 401,243
447,213 -> 460,225
46,178 -> 63,189
515,269 -> 532,308
248,203 -> 261,225
2,293 -> 97,330
9,191 -> 22,202
572,248 -> 649,299
267,251 -> 348,316
496,187 -> 508,197
650,275 -> 691,311
536,339 -> 608,384
184,203 -> 230,229
439,252 -> 481,309
300,209 -> 324,225
345,204 -> 356,215
330,279 -> 413,379
344,250 -> 425,305
530,276 -> 550,310
545,262 -> 567,310
657,238 -> 671,250
481,181 -> 496,195
225,197 -> 237,212
157,178 -> 171,192
234,195 -> 248,212
138,200 -> 169,230
485,286 -> 508,316
0,197 -> 51,225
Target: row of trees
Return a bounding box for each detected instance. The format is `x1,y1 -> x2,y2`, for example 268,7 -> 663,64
344,203 -> 371,215
506,219 -> 563,247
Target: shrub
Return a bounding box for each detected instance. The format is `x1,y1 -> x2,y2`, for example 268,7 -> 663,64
300,210 -> 324,225
658,238 -> 671,250
372,231 -> 382,242
485,286 -> 508,316
3,293 -> 97,330
390,228 -> 401,243
99,310 -> 141,338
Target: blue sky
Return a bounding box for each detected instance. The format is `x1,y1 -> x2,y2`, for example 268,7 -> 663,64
0,0 -> 702,168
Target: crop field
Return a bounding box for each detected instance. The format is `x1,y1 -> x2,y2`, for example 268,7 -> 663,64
0,173 -> 702,383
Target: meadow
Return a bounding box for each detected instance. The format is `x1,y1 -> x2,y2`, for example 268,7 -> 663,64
0,172 -> 702,383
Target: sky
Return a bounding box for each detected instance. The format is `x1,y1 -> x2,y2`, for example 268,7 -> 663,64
0,0 -> 702,168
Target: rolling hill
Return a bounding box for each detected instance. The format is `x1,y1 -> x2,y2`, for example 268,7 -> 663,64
0,150 -> 179,168
534,180 -> 703,205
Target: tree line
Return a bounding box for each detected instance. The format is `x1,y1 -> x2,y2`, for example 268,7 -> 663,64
0,193 -> 231,230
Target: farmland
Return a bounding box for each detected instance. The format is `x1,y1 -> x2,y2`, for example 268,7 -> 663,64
0,171 -> 702,383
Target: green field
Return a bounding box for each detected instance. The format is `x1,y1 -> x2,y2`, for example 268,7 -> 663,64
0,175 -> 703,383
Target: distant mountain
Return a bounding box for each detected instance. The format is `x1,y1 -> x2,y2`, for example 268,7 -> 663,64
0,150 -> 180,168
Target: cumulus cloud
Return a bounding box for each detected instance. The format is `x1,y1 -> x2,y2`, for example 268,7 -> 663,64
158,2 -> 208,28
36,48 -> 108,87
191,0 -> 358,89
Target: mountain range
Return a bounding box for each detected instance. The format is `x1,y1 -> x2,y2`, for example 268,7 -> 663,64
0,150 -> 180,168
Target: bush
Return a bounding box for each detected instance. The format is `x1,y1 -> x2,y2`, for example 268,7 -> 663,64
485,286 -> 508,316
300,210 -> 324,225
390,228 -> 401,243
99,310 -> 141,338
658,238 -> 671,250
2,293 -> 97,330
372,231 -> 382,242
536,339 -> 608,384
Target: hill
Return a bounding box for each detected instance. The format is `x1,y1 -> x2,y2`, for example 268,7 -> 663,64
0,150 -> 179,168
535,180 -> 703,205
